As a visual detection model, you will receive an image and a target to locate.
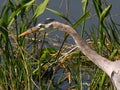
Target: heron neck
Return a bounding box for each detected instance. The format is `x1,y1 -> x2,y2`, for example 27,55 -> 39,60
52,21 -> 113,77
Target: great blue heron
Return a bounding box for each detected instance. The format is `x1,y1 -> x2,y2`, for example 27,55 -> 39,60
19,19 -> 120,90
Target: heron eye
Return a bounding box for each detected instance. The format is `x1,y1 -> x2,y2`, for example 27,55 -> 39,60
37,24 -> 45,28
39,24 -> 45,28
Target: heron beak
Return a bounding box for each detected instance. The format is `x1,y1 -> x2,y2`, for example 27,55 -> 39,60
18,26 -> 40,37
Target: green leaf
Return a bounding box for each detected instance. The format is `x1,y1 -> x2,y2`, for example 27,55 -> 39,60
72,10 -> 90,29
0,28 -> 8,43
8,9 -> 21,28
8,0 -> 35,28
33,0 -> 49,19
46,8 -> 72,24
3,8 -> 10,25
109,49 -> 118,60
92,0 -> 102,18
82,0 -> 88,13
0,21 -> 8,43
100,5 -> 112,23
22,0 -> 35,8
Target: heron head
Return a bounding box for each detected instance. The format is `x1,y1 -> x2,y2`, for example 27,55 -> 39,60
19,18 -> 55,37
36,22 -> 53,31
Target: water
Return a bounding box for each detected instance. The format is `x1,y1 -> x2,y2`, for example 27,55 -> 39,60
1,0 -> 120,29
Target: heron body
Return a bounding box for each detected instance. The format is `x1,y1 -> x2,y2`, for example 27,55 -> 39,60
19,19 -> 120,90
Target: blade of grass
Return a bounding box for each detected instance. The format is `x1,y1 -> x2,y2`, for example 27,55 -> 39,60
33,0 -> 49,19
72,10 -> 90,29
82,0 -> 88,13
81,0 -> 88,37
8,0 -> 35,28
92,0 -> 102,18
100,5 -> 112,23
46,8 -> 72,24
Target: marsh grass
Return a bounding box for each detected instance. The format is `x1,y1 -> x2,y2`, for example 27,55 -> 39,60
0,0 -> 120,90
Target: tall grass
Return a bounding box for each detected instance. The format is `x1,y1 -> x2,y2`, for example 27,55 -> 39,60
0,0 -> 119,90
